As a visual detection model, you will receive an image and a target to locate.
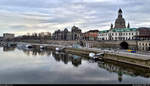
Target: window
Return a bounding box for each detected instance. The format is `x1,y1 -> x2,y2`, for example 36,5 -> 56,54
146,43 -> 147,46
139,43 -> 141,45
115,37 -> 117,40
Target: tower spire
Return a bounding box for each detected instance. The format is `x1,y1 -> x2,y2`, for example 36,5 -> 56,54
127,22 -> 130,28
118,8 -> 123,18
110,23 -> 113,30
114,8 -> 126,29
118,8 -> 122,13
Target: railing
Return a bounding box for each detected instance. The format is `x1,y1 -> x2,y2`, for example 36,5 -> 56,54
82,47 -> 150,58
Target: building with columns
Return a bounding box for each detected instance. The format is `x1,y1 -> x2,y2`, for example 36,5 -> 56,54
138,41 -> 150,51
99,28 -> 138,41
98,9 -> 138,41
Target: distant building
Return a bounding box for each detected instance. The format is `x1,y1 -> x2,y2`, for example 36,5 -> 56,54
66,32 -> 72,40
98,9 -> 137,41
0,37 -> 3,41
83,30 -> 99,41
71,26 -> 82,40
114,8 -> 127,29
38,32 -> 51,40
135,27 -> 150,40
138,41 -> 150,51
39,32 -> 51,37
52,29 -> 63,40
52,26 -> 82,40
3,33 -> 15,40
98,28 -> 138,40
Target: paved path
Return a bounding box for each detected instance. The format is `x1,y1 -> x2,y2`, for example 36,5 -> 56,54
17,42 -> 150,61
82,47 -> 150,61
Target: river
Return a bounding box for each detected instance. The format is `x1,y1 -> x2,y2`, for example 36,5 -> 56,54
0,46 -> 150,84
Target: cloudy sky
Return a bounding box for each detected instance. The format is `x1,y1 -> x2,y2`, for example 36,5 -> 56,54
0,0 -> 150,36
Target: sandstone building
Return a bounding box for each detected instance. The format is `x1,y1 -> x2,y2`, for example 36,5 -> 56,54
52,26 -> 82,40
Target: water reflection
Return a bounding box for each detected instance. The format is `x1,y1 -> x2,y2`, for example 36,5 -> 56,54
98,60 -> 150,81
1,46 -> 150,83
3,46 -> 16,52
16,47 -> 150,77
19,48 -> 51,56
16,47 -> 82,67
52,52 -> 82,67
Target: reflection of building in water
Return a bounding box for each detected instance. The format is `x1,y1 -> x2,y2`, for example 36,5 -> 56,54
52,52 -> 82,67
97,61 -> 150,82
22,49 -> 52,56
23,50 -> 31,56
52,52 -> 71,63
3,46 -> 15,52
71,55 -> 82,67
97,62 -> 125,82
118,70 -> 123,82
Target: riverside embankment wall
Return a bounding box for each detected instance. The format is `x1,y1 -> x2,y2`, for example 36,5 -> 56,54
19,40 -> 137,49
18,42 -> 150,69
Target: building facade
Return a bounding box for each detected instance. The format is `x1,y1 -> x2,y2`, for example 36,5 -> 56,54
114,9 -> 127,29
135,27 -> 150,40
98,28 -> 138,40
83,30 -> 99,41
98,9 -> 138,41
52,26 -> 82,40
138,41 -> 150,51
71,26 -> 82,40
3,33 -> 15,40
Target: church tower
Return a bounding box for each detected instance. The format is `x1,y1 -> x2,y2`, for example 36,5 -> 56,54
127,22 -> 130,28
110,23 -> 113,30
114,8 -> 126,29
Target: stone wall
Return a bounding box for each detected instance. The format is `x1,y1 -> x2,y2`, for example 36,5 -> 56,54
19,40 -> 138,49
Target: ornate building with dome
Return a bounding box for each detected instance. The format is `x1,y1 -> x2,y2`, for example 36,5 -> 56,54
111,8 -> 130,29
98,9 -> 138,41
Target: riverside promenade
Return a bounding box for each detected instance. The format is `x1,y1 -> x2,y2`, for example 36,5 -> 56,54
86,48 -> 150,60
15,42 -> 150,69
18,42 -> 150,59
17,42 -> 150,60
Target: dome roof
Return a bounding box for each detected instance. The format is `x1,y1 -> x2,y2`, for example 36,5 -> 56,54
115,18 -> 125,23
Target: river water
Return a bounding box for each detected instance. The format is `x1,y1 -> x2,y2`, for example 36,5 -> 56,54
0,46 -> 150,84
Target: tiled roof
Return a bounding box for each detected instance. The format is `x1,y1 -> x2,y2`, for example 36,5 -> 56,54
99,28 -> 137,33
112,28 -> 137,32
99,30 -> 109,33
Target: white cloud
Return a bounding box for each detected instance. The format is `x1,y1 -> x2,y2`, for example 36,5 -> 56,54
0,0 -> 150,36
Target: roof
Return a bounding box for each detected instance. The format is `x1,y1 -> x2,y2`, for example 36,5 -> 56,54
99,30 -> 109,34
119,8 -> 122,13
138,27 -> 150,30
87,30 -> 99,33
99,28 -> 137,34
111,28 -> 137,32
